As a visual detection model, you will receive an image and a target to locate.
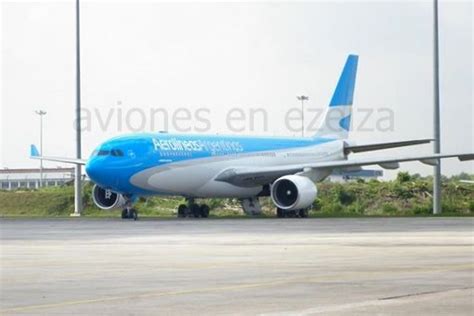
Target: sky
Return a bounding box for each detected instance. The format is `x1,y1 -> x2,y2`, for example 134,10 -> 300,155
1,0 -> 473,179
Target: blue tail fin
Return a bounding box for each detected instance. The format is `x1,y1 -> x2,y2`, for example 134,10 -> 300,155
314,54 -> 359,139
329,54 -> 358,107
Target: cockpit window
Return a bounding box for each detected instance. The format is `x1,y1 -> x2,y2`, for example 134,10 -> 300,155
111,149 -> 124,157
91,148 -> 124,157
97,150 -> 110,156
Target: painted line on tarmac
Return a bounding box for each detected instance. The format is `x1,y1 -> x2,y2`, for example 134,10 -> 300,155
260,287 -> 474,315
2,263 -> 473,313
0,276 -> 312,313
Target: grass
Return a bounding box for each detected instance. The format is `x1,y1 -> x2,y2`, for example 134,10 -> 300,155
0,173 -> 473,218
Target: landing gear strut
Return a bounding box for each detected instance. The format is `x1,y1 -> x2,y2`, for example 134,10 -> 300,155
177,198 -> 210,218
241,197 -> 262,216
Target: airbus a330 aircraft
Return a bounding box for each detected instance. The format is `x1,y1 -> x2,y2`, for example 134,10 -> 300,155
31,55 -> 473,219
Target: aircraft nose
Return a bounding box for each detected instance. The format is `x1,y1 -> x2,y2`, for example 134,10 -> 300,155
85,159 -> 101,182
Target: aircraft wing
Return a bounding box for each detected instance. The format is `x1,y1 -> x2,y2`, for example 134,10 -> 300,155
30,145 -> 87,165
344,139 -> 433,154
215,153 -> 474,187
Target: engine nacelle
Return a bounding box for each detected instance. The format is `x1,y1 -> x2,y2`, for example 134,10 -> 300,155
271,175 -> 317,210
92,185 -> 126,210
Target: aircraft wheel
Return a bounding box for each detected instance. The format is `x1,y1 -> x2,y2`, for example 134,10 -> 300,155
200,204 -> 210,218
121,209 -> 129,219
190,203 -> 201,218
276,208 -> 284,218
131,208 -> 138,221
299,209 -> 309,218
178,204 -> 187,218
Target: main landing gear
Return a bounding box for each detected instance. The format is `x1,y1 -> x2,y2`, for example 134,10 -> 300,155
276,208 -> 309,218
177,198 -> 210,218
241,197 -> 262,216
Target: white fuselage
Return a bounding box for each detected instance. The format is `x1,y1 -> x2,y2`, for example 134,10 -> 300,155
129,140 -> 345,198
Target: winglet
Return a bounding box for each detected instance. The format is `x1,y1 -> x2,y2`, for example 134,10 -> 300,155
30,144 -> 40,157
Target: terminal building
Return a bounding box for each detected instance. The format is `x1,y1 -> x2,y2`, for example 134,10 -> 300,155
0,167 -> 75,190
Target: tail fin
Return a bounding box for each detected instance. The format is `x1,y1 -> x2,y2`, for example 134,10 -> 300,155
314,54 -> 358,139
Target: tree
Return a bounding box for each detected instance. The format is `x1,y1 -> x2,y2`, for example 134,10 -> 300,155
396,172 -> 411,183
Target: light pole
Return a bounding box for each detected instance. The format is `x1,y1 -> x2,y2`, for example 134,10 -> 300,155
35,110 -> 47,187
297,95 -> 309,137
433,0 -> 441,214
72,0 -> 83,216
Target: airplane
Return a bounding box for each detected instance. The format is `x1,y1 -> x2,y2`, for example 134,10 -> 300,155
30,54 -> 474,220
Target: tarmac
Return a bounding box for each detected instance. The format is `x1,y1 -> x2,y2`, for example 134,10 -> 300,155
0,217 -> 473,315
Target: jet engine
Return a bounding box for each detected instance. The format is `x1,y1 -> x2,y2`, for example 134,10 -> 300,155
92,185 -> 126,210
271,175 -> 317,210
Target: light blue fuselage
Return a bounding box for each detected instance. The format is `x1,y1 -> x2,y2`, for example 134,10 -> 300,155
85,133 -> 343,199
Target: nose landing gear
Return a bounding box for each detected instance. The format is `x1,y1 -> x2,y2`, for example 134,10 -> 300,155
121,208 -> 138,220
121,200 -> 138,220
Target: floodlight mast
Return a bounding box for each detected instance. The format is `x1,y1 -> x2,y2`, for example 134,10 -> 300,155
72,0 -> 82,217
35,110 -> 47,188
297,95 -> 309,137
433,0 -> 441,215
